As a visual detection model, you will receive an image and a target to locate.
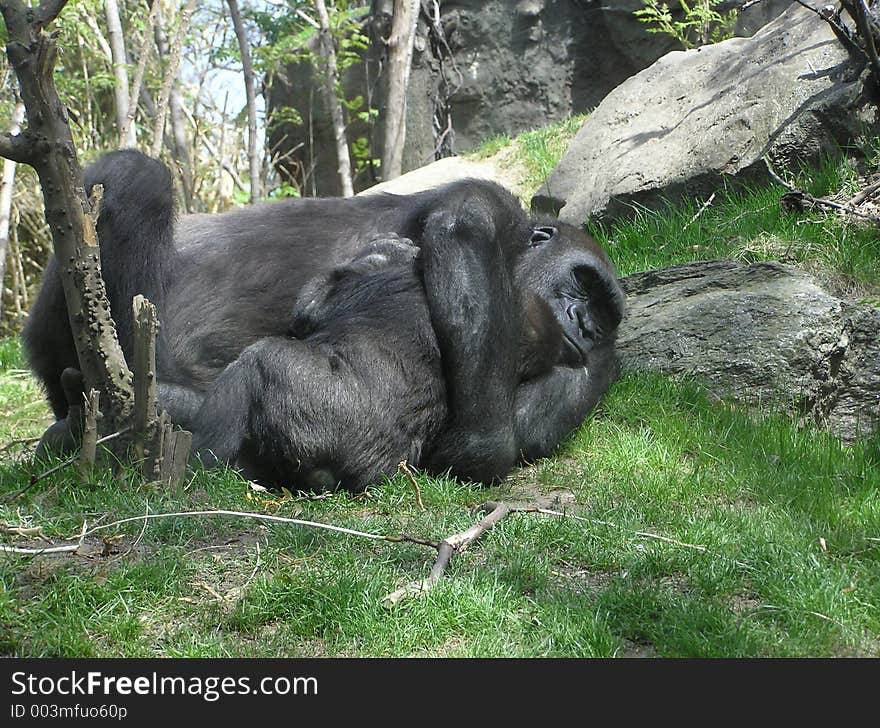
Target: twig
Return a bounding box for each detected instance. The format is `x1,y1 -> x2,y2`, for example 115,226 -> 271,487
383,501 -> 512,607
398,460 -> 425,509
0,436 -> 40,455
79,509 -> 396,542
0,520 -> 86,555
764,156 -> 880,221
3,429 -> 128,501
764,156 -> 796,191
0,523 -> 47,539
849,177 -> 880,206
682,192 -> 716,231
791,0 -> 867,59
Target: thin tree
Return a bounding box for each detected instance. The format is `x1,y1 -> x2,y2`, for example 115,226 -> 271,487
151,0 -> 196,211
118,0 -> 161,148
0,0 -> 134,427
0,100 -> 25,321
314,0 -> 354,197
150,0 -> 196,158
381,0 -> 419,181
226,0 -> 262,203
104,0 -> 136,147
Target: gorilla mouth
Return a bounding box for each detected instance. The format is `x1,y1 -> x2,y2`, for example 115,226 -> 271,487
563,333 -> 589,363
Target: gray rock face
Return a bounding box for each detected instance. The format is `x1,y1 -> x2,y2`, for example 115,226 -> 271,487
267,0 -> 792,196
533,4 -> 870,225
617,260 -> 880,441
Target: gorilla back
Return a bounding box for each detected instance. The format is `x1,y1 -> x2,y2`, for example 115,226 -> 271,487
24,150 -> 624,488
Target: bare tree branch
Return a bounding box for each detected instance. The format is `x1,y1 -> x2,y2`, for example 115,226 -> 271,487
151,0 -> 196,158
226,0 -> 262,203
120,0 -> 161,148
0,131 -> 36,164
35,0 -> 69,29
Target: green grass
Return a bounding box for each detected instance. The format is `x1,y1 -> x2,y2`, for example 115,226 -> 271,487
515,115 -> 589,194
468,114 -> 589,199
1,364 -> 878,657
2,139 -> 880,657
592,155 -> 880,288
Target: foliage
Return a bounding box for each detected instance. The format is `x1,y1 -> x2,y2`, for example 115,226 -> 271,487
634,0 -> 738,49
244,1 -> 379,190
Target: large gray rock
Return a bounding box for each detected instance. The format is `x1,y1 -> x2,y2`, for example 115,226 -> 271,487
617,260 -> 880,440
533,4 -> 871,225
268,0 -> 792,196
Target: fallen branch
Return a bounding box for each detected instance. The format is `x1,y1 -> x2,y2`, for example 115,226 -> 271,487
0,520 -> 86,555
383,501 -> 512,607
764,156 -> 880,222
849,176 -> 880,206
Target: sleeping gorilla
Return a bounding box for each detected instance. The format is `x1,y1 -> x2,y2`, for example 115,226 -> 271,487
23,150 -> 624,491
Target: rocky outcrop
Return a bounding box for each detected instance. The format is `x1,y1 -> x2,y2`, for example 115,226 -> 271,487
617,260 -> 880,440
268,0 -> 793,196
533,4 -> 873,225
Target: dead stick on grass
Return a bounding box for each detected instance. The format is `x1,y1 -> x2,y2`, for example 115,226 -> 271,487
398,460 -> 424,509
0,520 -> 87,555
682,192 -> 716,231
383,501 -> 512,607
764,156 -> 879,221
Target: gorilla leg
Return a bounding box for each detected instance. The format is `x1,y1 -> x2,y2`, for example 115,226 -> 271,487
192,334 -> 444,493
34,368 -> 85,459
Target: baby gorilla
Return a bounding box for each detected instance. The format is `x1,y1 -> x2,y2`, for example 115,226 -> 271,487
192,234 -> 564,493
191,235 -> 447,492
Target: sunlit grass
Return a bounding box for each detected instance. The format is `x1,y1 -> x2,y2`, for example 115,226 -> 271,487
2,142 -> 880,657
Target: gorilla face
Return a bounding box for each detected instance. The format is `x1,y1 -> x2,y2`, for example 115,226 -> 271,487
515,223 -> 625,369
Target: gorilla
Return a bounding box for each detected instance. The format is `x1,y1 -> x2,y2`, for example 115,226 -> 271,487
23,150 -> 624,491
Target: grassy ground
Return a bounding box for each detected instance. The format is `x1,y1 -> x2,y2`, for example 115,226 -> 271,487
2,133 -> 879,657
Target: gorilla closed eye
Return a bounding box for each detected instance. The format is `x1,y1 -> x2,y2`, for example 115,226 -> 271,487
528,226 -> 557,247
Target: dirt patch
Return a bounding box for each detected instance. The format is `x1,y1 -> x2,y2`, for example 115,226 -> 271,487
547,565 -> 617,595
617,638 -> 658,658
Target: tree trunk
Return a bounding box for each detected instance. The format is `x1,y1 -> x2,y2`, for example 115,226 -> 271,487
151,0 -> 196,211
120,0 -> 160,148
381,0 -> 419,181
226,0 -> 262,203
105,0 -> 136,148
0,100 -> 25,322
0,0 -> 134,427
314,0 -> 354,197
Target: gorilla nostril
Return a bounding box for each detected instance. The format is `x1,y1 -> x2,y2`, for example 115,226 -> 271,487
576,309 -> 596,340
566,303 -> 578,321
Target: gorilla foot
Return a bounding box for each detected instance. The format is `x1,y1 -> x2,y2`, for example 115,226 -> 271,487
35,367 -> 85,460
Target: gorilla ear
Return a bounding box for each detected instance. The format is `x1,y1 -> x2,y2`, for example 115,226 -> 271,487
528,226 -> 557,247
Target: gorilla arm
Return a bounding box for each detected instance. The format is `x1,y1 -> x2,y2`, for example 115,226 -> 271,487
420,207 -> 623,481
418,184 -> 531,484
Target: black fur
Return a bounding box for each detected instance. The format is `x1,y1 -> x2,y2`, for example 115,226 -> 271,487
192,237 -> 446,493
23,150 -> 624,489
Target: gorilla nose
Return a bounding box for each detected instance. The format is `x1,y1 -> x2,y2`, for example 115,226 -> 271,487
566,301 -> 596,342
